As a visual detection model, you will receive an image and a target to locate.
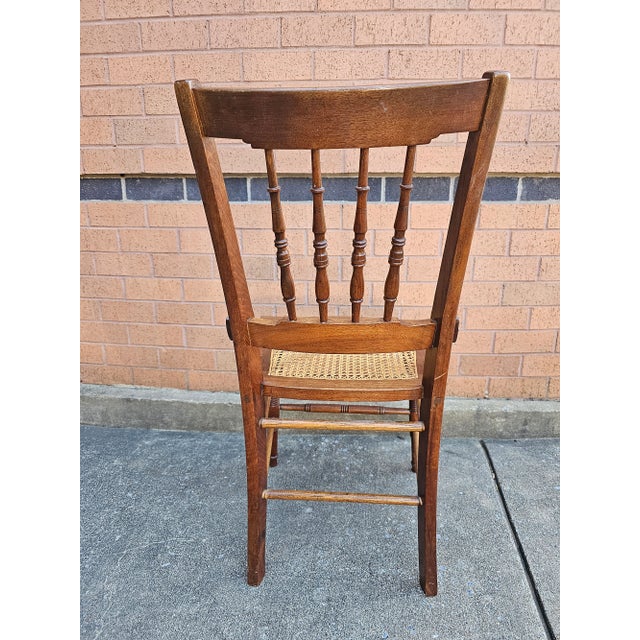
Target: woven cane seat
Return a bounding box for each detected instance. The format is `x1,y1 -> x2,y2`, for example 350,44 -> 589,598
268,349 -> 417,381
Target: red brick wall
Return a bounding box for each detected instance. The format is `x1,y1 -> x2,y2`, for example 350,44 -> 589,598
80,1 -> 560,399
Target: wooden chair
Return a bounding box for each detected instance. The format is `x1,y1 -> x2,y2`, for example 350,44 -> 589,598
175,72 -> 509,596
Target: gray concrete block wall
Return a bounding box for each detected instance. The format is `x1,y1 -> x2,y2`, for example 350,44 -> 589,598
81,384 -> 559,438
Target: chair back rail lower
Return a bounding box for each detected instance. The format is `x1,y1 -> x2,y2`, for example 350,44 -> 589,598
247,316 -> 436,353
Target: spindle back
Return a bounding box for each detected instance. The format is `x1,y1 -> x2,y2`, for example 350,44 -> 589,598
175,74 -> 509,356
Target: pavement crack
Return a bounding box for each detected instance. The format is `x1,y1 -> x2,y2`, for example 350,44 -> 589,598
480,440 -> 556,640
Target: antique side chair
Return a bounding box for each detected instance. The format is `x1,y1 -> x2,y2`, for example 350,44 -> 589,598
175,72 -> 509,596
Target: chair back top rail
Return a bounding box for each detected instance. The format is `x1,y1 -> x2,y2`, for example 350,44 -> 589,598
191,80 -> 490,149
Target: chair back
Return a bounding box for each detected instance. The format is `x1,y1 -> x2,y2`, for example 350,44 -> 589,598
175,74 -> 509,359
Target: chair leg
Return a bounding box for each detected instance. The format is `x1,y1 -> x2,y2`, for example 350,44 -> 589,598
409,400 -> 419,472
268,397 -> 279,467
245,412 -> 268,586
238,367 -> 269,587
417,396 -> 444,597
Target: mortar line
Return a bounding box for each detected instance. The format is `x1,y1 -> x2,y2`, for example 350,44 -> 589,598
480,439 -> 555,640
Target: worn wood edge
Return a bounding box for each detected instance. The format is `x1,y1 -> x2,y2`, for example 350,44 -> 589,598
188,79 -> 490,94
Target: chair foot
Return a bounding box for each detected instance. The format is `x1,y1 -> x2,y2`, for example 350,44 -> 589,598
247,570 -> 265,587
418,543 -> 438,597
247,512 -> 266,586
418,547 -> 438,597
420,577 -> 438,597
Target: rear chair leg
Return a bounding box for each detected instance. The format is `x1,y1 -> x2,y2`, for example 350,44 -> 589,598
417,397 -> 442,597
244,391 -> 269,587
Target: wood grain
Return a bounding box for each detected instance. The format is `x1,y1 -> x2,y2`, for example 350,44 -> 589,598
350,148 -> 369,322
280,403 -> 410,416
383,145 -> 416,321
263,489 -> 422,506
260,417 -> 425,432
265,149 -> 297,321
192,80 -> 490,149
261,374 -> 424,403
311,149 -> 330,322
247,316 -> 436,353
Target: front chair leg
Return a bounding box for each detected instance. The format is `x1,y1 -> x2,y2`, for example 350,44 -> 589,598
409,399 -> 419,472
268,397 -> 280,467
411,432 -> 419,473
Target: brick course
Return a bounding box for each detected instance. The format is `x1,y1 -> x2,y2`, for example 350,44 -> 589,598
81,187 -> 559,398
80,1 -> 560,399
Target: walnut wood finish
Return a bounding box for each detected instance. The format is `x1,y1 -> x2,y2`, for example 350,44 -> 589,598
311,149 -> 330,322
175,72 -> 509,597
263,489 -> 422,507
384,145 -> 416,321
410,399 -> 420,473
261,373 -> 423,403
175,80 -> 267,587
350,148 -> 370,322
417,71 -> 509,596
265,150 -> 296,321
247,316 -> 436,353
260,417 -> 425,432
192,81 -> 490,149
267,396 -> 279,468
279,403 -> 410,416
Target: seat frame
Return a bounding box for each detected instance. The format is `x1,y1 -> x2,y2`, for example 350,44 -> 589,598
175,72 -> 509,596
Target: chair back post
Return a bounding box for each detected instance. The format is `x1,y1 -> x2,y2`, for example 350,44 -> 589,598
417,70 -> 509,595
425,71 -> 509,406
175,80 -> 255,342
175,80 -> 268,585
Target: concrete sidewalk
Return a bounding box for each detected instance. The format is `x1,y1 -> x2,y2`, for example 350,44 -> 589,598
81,426 -> 559,640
